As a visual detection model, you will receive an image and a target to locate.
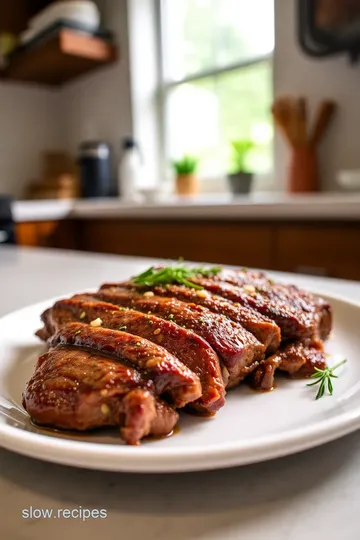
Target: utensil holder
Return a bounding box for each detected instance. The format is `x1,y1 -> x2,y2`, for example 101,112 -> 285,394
287,145 -> 319,193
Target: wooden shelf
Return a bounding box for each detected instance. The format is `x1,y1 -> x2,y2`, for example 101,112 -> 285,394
2,28 -> 118,86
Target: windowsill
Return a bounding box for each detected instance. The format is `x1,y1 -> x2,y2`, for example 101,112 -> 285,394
197,172 -> 276,194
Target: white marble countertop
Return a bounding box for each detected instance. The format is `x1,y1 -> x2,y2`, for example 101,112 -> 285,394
12,192 -> 360,222
1,246 -> 360,540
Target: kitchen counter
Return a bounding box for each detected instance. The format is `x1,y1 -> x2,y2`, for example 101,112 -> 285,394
1,247 -> 360,540
12,193 -> 360,222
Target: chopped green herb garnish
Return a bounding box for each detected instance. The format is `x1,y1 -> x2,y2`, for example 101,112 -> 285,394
75,330 -> 81,335
307,359 -> 347,400
119,326 -> 127,331
199,317 -> 205,323
132,264 -> 222,290
168,314 -> 174,320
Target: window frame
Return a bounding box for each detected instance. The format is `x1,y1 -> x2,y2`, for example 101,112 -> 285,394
155,0 -> 274,182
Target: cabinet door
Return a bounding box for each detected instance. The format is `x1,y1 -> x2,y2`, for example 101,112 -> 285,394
16,221 -> 58,247
275,224 -> 360,280
78,219 -> 275,269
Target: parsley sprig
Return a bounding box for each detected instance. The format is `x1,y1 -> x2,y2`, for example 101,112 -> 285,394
307,359 -> 347,400
132,265 -> 222,290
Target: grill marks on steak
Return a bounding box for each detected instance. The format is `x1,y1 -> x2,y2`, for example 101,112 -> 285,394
205,269 -> 332,340
189,277 -> 322,340
250,340 -> 327,392
49,321 -> 202,410
94,287 -> 265,386
113,282 -> 281,354
22,346 -> 178,445
40,297 -> 224,413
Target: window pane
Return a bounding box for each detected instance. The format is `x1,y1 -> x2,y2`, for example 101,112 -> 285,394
162,0 -> 274,82
166,61 -> 273,176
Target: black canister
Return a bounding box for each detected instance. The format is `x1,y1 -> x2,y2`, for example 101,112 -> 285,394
78,141 -> 113,198
0,195 -> 16,245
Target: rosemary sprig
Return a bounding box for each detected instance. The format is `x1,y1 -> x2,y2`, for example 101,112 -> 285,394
307,359 -> 347,400
132,264 -> 222,290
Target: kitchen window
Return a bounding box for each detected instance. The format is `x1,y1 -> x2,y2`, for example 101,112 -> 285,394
157,0 -> 275,179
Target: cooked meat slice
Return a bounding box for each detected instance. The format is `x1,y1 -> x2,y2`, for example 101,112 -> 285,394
283,285 -> 332,341
250,340 -> 327,391
208,269 -> 332,341
35,326 -> 51,341
48,322 -> 201,410
109,282 -> 281,354
93,287 -> 265,386
39,297 -> 224,414
214,268 -> 268,285
37,305 -> 74,340
188,277 -> 320,341
23,346 -> 178,445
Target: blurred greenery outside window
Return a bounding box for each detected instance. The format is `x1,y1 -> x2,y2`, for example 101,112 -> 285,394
159,0 -> 274,179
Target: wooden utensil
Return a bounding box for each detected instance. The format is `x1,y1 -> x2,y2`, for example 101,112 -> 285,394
310,100 -> 337,147
271,97 -> 308,148
297,97 -> 308,145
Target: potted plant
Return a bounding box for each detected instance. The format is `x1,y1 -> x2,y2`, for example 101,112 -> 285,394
227,139 -> 255,195
172,155 -> 199,196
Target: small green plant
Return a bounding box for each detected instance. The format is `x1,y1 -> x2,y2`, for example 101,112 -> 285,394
230,139 -> 255,174
172,155 -> 199,175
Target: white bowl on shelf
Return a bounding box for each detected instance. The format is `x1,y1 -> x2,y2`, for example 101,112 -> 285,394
337,170 -> 360,191
28,1 -> 100,33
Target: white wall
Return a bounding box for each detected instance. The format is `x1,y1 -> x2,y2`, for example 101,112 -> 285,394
60,0 -> 132,183
0,83 -> 64,198
274,0 -> 360,190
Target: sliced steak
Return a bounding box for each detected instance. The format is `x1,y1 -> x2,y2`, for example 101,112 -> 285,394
23,346 -> 178,445
109,282 -> 281,354
189,277 -> 320,340
250,340 -> 327,391
209,269 -> 332,340
48,322 -> 201,410
39,297 -> 224,414
283,285 -> 332,341
215,268 -> 268,285
94,287 -> 265,387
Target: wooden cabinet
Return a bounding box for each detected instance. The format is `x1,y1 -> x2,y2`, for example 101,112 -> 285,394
15,220 -> 77,249
15,218 -> 360,281
75,219 -> 275,270
75,218 -> 360,280
274,223 -> 360,280
16,221 -> 57,247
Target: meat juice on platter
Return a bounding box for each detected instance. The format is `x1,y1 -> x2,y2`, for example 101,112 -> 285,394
22,264 -> 334,445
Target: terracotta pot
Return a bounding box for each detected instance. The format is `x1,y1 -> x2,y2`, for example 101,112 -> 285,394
288,145 -> 319,193
175,174 -> 198,196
